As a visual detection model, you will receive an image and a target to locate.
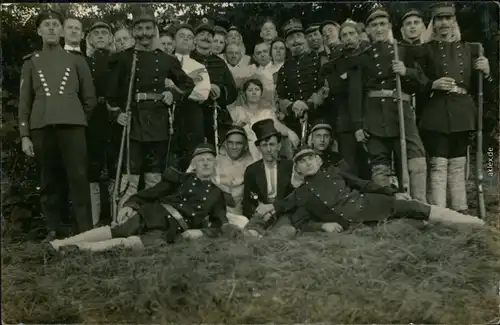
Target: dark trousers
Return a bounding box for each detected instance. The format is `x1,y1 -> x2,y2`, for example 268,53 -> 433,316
31,125 -> 92,233
337,131 -> 372,179
420,130 -> 469,158
177,100 -> 206,171
366,133 -> 426,167
128,139 -> 168,174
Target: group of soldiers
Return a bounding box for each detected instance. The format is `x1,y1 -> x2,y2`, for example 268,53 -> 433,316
17,3 -> 493,252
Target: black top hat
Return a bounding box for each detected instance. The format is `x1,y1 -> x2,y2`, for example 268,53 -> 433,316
131,5 -> 156,26
305,23 -> 321,34
192,142 -> 216,158
252,119 -> 281,145
88,21 -> 111,33
36,9 -> 64,27
401,9 -> 423,24
429,2 -> 456,18
309,118 -> 333,134
366,7 -> 390,25
195,18 -> 214,35
283,19 -> 304,38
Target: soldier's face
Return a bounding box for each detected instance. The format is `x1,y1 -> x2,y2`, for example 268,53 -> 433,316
258,136 -> 281,162
253,43 -> 271,67
227,30 -> 242,44
286,32 -> 306,56
89,27 -> 111,49
114,29 -> 134,52
260,22 -> 277,42
193,153 -> 216,178
306,30 -> 323,50
296,154 -> 321,176
225,133 -> 247,160
401,16 -> 425,40
175,28 -> 194,54
367,17 -> 391,42
211,34 -> 226,54
133,21 -> 156,47
195,31 -> 213,51
322,24 -> 339,46
245,82 -> 263,104
433,15 -> 455,37
340,26 -> 360,48
37,19 -> 62,45
63,18 -> 83,45
311,129 -> 332,151
271,41 -> 286,63
159,35 -> 175,54
226,44 -> 242,65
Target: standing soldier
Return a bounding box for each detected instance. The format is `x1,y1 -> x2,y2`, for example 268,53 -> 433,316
190,18 -> 238,146
400,9 -> 426,45
323,19 -> 371,179
62,16 -> 85,54
417,3 -> 493,211
276,19 -> 327,137
19,10 -> 97,240
107,5 -> 194,211
320,20 -> 342,58
85,21 -> 115,227
349,7 -> 428,202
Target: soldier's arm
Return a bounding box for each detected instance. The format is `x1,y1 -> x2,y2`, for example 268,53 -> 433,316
106,53 -> 125,119
167,55 -> 194,101
469,42 -> 496,102
18,60 -> 34,138
289,207 -> 324,232
75,55 -> 97,118
276,67 -> 294,115
348,65 -> 364,130
273,188 -> 299,215
339,169 -> 398,196
400,45 -> 430,94
218,63 -> 238,106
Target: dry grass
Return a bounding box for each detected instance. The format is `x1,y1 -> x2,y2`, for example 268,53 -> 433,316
2,220 -> 500,324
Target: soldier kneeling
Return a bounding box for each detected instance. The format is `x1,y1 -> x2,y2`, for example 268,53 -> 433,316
48,143 -> 239,253
257,147 -> 485,234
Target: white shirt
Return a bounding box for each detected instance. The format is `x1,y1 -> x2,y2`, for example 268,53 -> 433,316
64,45 -> 81,53
175,53 -> 211,102
263,161 -> 278,202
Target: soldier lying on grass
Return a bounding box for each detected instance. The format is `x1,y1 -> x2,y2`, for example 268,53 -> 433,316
47,143 -> 241,253
255,147 -> 485,233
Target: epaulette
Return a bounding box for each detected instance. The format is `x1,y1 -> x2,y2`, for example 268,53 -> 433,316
22,52 -> 38,61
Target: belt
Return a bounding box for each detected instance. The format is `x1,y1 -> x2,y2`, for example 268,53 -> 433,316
135,92 -> 164,102
160,203 -> 189,231
367,89 -> 411,102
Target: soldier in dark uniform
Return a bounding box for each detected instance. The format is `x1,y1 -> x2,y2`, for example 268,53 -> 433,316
349,7 -> 428,203
416,3 -> 494,211
320,20 -> 343,58
106,5 -> 194,211
321,19 -> 371,179
276,19 -> 328,137
307,119 -> 344,170
400,9 -> 426,45
190,18 -> 238,146
84,21 -> 116,226
305,23 -> 329,65
19,10 -> 97,240
48,143 -> 239,253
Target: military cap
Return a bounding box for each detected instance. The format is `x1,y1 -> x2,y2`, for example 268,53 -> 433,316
36,9 -> 64,27
159,25 -> 176,38
252,119 -> 281,145
283,19 -> 304,38
293,146 -> 317,163
88,21 -> 111,33
192,142 -> 216,158
214,25 -> 228,36
131,5 -> 155,26
430,2 -> 456,18
225,125 -> 247,139
195,18 -> 214,35
309,119 -> 333,134
339,19 -> 359,33
320,20 -> 340,33
228,25 -> 239,32
305,23 -> 321,34
176,23 -> 195,35
366,7 -> 390,25
401,9 -> 423,24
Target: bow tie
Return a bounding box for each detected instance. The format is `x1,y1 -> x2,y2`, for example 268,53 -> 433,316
64,45 -> 81,52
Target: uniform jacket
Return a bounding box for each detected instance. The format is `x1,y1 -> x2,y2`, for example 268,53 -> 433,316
124,167 -> 228,233
18,46 -> 97,137
350,42 -> 428,137
242,158 -> 294,219
106,47 -> 194,142
414,40 -> 496,133
85,49 -> 112,132
273,163 -> 398,231
319,150 -> 345,170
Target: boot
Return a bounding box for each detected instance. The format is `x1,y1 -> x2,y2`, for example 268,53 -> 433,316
448,157 -> 468,212
408,157 -> 428,203
144,172 -> 161,189
429,157 -> 448,207
74,236 -> 144,252
428,205 -> 484,226
372,164 -> 392,187
50,226 -> 113,251
89,182 -> 101,226
117,174 -> 140,211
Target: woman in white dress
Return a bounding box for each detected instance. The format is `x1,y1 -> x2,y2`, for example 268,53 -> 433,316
228,77 -> 300,160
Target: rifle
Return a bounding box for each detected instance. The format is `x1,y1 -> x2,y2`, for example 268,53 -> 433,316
112,51 -> 137,223
300,113 -> 308,146
393,40 -> 410,194
213,99 -> 220,156
475,43 -> 486,219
